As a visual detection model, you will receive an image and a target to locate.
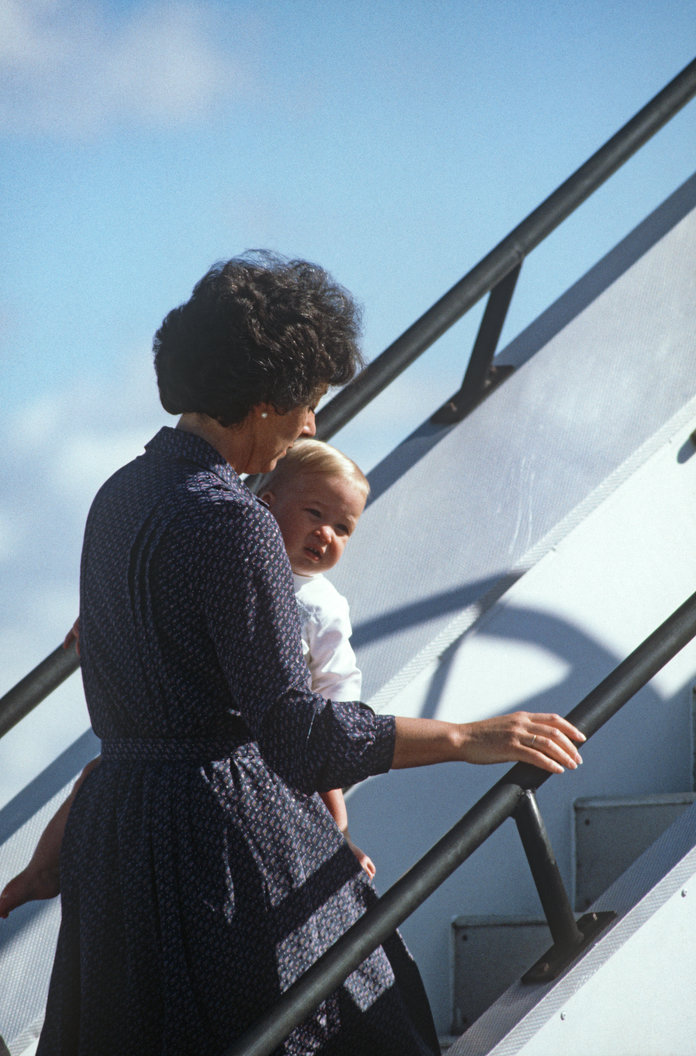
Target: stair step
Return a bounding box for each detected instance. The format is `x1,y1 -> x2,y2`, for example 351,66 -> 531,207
451,917 -> 551,1033
574,792 -> 696,911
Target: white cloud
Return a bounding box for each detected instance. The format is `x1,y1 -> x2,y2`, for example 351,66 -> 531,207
0,349 -> 166,579
0,348 -> 169,742
9,389 -> 67,450
0,0 -> 249,137
59,429 -> 156,499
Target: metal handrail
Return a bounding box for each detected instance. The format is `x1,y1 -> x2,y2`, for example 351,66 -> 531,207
224,589 -> 696,1056
0,642 -> 79,740
1,58 -> 694,737
315,55 -> 696,440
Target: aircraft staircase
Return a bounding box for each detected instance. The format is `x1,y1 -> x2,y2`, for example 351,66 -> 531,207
332,165 -> 696,1051
1,58 -> 695,1056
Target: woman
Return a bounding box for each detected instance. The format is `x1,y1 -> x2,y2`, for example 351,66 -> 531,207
35,253 -> 584,1055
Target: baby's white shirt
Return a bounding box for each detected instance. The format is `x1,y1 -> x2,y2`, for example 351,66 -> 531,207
293,572 -> 362,702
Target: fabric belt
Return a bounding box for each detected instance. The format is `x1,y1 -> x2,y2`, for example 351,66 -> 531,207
101,720 -> 252,763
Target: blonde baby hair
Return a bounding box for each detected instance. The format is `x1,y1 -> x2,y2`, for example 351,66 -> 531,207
256,438 -> 369,501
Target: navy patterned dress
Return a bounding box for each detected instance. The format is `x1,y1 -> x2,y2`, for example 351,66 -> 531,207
38,427 -> 438,1056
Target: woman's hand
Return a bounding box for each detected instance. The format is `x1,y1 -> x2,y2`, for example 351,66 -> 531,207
458,711 -> 585,774
392,712 -> 585,774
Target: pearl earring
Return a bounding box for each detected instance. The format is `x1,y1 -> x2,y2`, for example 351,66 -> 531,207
261,412 -> 268,419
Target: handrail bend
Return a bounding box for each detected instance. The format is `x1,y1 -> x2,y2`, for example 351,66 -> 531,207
315,56 -> 696,440
223,589 -> 696,1056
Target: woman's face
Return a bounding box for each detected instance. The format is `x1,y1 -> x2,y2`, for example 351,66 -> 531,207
248,401 -> 319,475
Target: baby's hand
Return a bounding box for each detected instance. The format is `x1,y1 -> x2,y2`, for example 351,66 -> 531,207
345,836 -> 376,880
0,864 -> 60,918
63,617 -> 80,657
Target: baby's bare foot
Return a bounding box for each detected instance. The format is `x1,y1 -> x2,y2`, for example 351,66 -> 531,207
0,866 -> 60,917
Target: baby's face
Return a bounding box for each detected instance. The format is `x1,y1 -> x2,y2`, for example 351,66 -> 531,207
262,472 -> 366,576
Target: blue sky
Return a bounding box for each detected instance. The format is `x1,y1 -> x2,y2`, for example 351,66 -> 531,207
0,0 -> 695,790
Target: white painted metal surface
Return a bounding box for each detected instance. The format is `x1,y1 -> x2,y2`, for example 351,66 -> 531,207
0,732 -> 98,1055
574,793 -> 696,911
338,175 -> 696,1033
334,174 -> 696,704
344,407 -> 696,1033
447,802 -> 696,1056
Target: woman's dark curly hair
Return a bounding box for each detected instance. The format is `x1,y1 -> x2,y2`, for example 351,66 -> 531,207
153,251 -> 364,426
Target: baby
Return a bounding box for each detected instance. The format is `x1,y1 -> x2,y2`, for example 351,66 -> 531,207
257,437 -> 374,876
0,439 -> 373,918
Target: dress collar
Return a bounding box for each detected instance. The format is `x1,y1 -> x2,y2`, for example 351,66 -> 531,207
145,426 -> 240,489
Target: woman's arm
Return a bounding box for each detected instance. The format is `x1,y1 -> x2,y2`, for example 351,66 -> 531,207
197,504 -> 584,790
391,711 -> 584,773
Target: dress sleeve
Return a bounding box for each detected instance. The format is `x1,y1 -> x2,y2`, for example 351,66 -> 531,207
190,497 -> 395,793
303,593 -> 363,703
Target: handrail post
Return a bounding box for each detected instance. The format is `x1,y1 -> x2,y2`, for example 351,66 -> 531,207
316,56 -> 696,442
431,262 -> 521,424
513,789 -> 616,983
513,789 -> 583,950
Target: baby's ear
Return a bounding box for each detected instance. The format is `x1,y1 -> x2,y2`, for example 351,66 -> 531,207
260,490 -> 274,507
